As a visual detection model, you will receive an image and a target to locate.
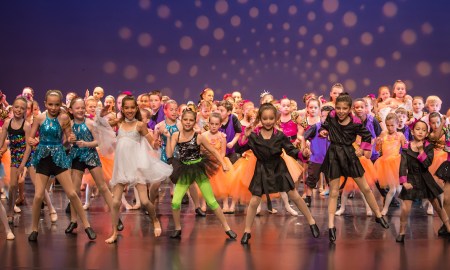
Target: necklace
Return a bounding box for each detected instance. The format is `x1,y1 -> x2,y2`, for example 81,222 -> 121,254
125,118 -> 137,123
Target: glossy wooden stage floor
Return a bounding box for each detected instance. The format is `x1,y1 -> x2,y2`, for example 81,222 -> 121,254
1,183 -> 450,270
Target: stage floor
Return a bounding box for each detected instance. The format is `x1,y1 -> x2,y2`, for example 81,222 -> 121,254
1,183 -> 450,270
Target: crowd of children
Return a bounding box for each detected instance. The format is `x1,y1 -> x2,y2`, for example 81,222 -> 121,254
0,81 -> 449,245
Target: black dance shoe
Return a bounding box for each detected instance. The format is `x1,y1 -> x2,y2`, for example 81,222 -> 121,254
310,224 -> 320,238
117,218 -> 124,231
170,230 -> 182,239
225,230 -> 237,239
396,234 -> 405,243
329,227 -> 336,242
195,208 -> 206,217
65,203 -> 71,214
390,198 -> 400,208
28,231 -> 38,242
305,196 -> 312,207
438,224 -> 447,237
240,232 -> 251,244
85,227 -> 97,240
375,216 -> 390,229
65,222 -> 78,234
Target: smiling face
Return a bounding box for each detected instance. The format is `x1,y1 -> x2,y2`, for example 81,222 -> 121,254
181,111 -> 196,131
70,99 -> 86,121
12,99 -> 27,119
122,99 -> 138,121
335,101 -> 351,122
104,97 -> 115,111
260,108 -> 276,131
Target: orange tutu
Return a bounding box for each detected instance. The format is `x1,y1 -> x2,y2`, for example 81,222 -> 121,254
374,135 -> 401,188
374,155 -> 401,188
341,157 -> 376,191
230,150 -> 256,204
281,149 -> 304,183
209,157 -> 235,198
1,149 -> 11,185
99,153 -> 114,183
429,149 -> 447,183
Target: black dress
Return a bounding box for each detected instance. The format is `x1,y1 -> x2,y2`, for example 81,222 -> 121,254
399,141 -> 443,200
236,129 -> 301,210
319,111 -> 373,180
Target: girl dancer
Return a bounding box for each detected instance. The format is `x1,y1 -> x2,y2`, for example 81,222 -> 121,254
166,109 -> 237,239
106,95 -> 172,243
0,97 -> 31,228
432,115 -> 450,235
396,120 -> 450,242
278,97 -> 306,215
374,113 -> 406,216
319,93 -> 389,243
237,103 -> 319,244
66,97 -> 123,237
28,90 -> 96,241
202,113 -> 236,213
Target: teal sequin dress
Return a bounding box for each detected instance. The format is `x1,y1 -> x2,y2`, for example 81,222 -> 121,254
70,120 -> 101,167
31,114 -> 71,169
160,120 -> 179,163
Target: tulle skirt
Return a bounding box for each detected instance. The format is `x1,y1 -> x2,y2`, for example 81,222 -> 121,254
429,149 -> 447,184
340,157 -> 376,191
280,149 -> 304,183
230,150 -> 256,204
374,154 -> 401,188
209,157 -> 235,198
110,137 -> 172,187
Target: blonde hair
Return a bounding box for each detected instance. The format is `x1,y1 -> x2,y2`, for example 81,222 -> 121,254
425,95 -> 442,106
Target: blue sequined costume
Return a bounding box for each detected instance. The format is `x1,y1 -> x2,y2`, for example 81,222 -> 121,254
70,120 -> 101,167
160,120 -> 179,163
31,114 -> 71,169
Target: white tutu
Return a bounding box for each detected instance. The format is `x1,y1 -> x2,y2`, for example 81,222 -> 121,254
94,108 -> 117,158
109,126 -> 173,187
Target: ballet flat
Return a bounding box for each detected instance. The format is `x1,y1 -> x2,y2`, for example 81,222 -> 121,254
65,222 -> 78,234
225,230 -> 237,239
85,227 -> 97,240
241,232 -> 251,244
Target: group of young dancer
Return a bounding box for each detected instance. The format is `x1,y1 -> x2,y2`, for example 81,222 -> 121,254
0,81 -> 449,245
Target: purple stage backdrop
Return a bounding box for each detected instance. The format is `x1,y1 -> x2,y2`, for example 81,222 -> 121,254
1,0 -> 449,107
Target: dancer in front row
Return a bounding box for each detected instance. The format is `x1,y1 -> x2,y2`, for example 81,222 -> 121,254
396,120 -> 450,242
66,97 -> 123,238
237,103 -> 320,245
319,93 -> 389,243
166,108 -> 237,240
106,95 -> 173,243
28,90 -> 96,241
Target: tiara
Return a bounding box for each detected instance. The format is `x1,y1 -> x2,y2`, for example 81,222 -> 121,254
260,90 -> 271,98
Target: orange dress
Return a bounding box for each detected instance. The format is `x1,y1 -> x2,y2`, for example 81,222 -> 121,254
374,133 -> 402,188
428,137 -> 447,184
201,132 -> 235,198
